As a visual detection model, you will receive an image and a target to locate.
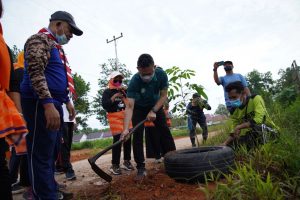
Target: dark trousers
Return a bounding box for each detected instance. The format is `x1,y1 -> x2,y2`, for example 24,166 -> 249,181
9,147 -> 30,186
227,131 -> 262,151
56,122 -> 74,172
132,108 -> 176,169
0,138 -> 12,200
145,127 -> 161,159
22,98 -> 62,200
189,116 -> 208,145
112,134 -> 131,165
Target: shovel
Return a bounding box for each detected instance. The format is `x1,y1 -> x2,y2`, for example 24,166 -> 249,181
88,119 -> 147,182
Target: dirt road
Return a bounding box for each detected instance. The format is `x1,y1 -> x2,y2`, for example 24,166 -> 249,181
14,131 -> 219,200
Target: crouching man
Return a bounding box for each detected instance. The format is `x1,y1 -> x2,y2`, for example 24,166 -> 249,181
223,81 -> 279,150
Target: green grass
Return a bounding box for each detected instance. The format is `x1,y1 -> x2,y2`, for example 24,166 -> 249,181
71,123 -> 226,151
72,138 -> 113,150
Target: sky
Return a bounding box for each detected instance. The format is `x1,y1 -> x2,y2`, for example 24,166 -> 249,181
2,0 -> 300,129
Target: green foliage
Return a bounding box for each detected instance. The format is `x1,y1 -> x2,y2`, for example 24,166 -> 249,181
73,73 -> 91,129
71,138 -> 113,150
10,45 -> 21,63
246,70 -> 275,105
92,59 -> 132,125
214,104 -> 229,116
165,66 -> 207,115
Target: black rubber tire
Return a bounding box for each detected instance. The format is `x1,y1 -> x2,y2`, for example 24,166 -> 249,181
164,146 -> 235,182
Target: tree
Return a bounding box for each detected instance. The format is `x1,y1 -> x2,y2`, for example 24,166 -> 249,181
214,104 -> 229,116
274,64 -> 300,106
165,66 -> 207,115
10,45 -> 22,63
246,70 -> 275,95
246,69 -> 276,105
93,59 -> 132,125
73,73 -> 91,129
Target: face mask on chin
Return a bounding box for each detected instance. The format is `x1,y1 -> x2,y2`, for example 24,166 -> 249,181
140,73 -> 154,83
56,27 -> 69,45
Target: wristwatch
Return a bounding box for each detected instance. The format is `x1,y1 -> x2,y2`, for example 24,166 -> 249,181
213,68 -> 217,72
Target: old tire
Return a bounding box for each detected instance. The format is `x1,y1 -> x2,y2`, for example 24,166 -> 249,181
164,146 -> 235,182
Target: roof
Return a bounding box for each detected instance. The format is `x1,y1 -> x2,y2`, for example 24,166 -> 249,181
73,134 -> 84,142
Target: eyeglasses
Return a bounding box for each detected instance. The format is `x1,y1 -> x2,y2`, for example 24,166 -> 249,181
113,80 -> 122,84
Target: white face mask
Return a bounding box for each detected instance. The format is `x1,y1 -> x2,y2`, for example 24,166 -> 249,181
140,73 -> 154,83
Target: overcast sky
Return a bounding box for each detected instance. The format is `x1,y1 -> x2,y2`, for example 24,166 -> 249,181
2,0 -> 300,129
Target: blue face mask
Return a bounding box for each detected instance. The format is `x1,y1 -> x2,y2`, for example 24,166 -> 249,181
56,33 -> 69,45
230,99 -> 242,108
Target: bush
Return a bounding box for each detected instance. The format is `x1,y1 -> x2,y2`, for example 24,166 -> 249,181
72,138 -> 113,150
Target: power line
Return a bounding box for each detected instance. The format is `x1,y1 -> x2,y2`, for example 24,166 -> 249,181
106,33 -> 123,70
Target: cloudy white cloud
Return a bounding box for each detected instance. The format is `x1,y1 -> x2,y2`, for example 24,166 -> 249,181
2,0 -> 300,128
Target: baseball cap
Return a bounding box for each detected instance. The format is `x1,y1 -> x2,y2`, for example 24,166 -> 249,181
50,11 -> 83,36
192,93 -> 200,98
109,71 -> 124,80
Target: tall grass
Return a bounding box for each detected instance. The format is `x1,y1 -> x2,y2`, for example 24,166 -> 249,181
201,98 -> 300,199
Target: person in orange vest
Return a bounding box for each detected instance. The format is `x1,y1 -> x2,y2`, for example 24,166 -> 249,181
0,1 -> 28,198
8,51 -> 31,195
102,71 -> 134,175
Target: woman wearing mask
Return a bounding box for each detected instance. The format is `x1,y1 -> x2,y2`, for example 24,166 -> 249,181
102,71 -> 134,175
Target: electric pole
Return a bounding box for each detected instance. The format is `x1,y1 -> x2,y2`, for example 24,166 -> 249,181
106,33 -> 123,70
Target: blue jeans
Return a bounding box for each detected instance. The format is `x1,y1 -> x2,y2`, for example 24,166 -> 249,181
22,98 -> 62,200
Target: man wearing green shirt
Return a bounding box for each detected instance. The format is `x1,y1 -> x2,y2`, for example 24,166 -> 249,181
223,81 -> 278,149
121,54 -> 176,181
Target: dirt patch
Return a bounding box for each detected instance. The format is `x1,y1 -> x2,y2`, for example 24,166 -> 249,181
74,162 -> 215,200
70,148 -> 97,163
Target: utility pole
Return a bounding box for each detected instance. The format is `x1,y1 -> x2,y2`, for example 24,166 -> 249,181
291,60 -> 300,93
106,33 -> 123,70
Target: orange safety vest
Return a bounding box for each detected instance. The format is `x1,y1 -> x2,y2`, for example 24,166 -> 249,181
107,110 -> 132,135
0,91 -> 28,154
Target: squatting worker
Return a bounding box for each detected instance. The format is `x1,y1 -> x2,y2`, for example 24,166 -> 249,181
121,53 -> 176,181
223,81 -> 278,150
21,11 -> 82,199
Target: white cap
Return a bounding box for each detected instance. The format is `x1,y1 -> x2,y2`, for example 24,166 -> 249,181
109,71 -> 124,80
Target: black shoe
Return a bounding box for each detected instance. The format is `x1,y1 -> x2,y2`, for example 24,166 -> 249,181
57,190 -> 74,200
55,168 -> 64,175
134,168 -> 147,181
12,182 -> 26,194
22,187 -> 33,200
122,160 -> 134,171
192,143 -> 196,147
109,164 -> 121,175
65,170 -> 76,180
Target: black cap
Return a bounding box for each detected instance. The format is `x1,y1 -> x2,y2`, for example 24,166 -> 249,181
192,93 -> 200,98
50,11 -> 83,36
